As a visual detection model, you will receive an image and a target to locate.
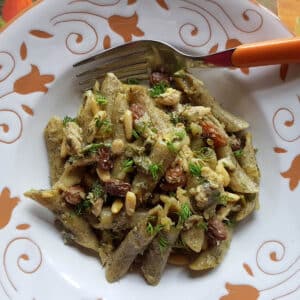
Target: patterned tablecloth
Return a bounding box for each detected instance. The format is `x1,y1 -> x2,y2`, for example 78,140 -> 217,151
0,0 -> 300,34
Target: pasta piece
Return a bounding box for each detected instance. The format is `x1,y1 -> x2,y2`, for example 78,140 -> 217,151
110,90 -> 130,180
132,132 -> 188,201
174,71 -> 249,132
44,117 -> 65,185
77,90 -> 100,143
90,208 -> 148,230
141,227 -> 180,285
60,122 -> 83,158
181,226 -> 205,253
217,145 -> 259,193
100,72 -> 123,120
189,228 -> 232,271
235,194 -> 258,221
24,189 -> 100,252
237,132 -> 260,183
128,85 -> 173,132
105,216 -> 155,282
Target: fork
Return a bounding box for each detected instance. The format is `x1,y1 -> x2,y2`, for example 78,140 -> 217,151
74,38 -> 300,89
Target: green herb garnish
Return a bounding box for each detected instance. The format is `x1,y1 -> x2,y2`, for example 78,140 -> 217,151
95,118 -> 113,134
149,163 -> 162,180
167,141 -> 177,153
158,234 -> 169,252
147,222 -> 164,235
122,159 -> 135,173
91,181 -> 104,198
195,147 -> 214,159
175,130 -> 186,140
189,162 -> 202,178
233,149 -> 244,158
169,111 -> 184,125
95,92 -> 107,105
74,198 -> 92,215
127,78 -> 140,84
63,116 -> 76,126
178,203 -> 192,224
149,82 -> 168,98
82,143 -> 110,154
146,222 -> 154,235
132,129 -> 140,139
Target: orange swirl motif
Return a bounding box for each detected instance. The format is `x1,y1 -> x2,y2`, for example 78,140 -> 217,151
0,52 -> 15,83
272,107 -> 300,142
3,237 -> 42,292
50,10 -> 144,54
207,0 -> 263,33
178,0 -> 263,52
52,18 -> 99,55
221,240 -> 300,300
0,110 -> 23,144
256,240 -> 299,275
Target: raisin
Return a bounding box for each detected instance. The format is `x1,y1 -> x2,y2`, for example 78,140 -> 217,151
130,103 -> 145,122
201,121 -> 227,148
104,180 -> 131,197
63,185 -> 85,205
207,218 -> 227,241
98,146 -> 113,171
150,71 -> 172,86
160,165 -> 186,192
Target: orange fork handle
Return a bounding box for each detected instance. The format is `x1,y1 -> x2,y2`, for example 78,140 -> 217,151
232,37 -> 300,68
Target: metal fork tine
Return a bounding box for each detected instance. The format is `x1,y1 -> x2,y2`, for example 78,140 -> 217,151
76,57 -> 148,78
79,73 -> 149,92
79,72 -> 149,91
73,43 -> 148,68
78,68 -> 149,86
78,62 -> 149,85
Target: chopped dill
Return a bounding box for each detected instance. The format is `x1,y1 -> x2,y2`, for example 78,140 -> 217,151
82,143 -> 110,154
95,92 -> 107,105
95,118 -> 113,133
167,141 -> 177,153
149,163 -> 162,180
122,159 -> 135,173
175,130 -> 186,140
158,234 -> 169,252
233,149 -> 244,158
132,129 -> 140,139
178,203 -> 192,224
189,162 -> 203,178
149,82 -> 168,98
169,111 -> 184,125
74,198 -> 92,215
63,116 -> 76,127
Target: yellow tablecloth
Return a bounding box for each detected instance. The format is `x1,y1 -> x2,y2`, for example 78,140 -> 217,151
258,0 -> 300,35
0,0 -> 299,35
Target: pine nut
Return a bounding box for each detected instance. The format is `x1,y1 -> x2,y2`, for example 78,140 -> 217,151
96,168 -> 111,182
111,199 -> 123,214
125,191 -> 136,216
124,110 -> 133,140
111,139 -> 125,155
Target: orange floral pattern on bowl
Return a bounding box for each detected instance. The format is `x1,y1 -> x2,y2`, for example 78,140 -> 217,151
0,187 -> 20,230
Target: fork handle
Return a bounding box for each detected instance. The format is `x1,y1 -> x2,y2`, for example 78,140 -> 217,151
231,37 -> 300,67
